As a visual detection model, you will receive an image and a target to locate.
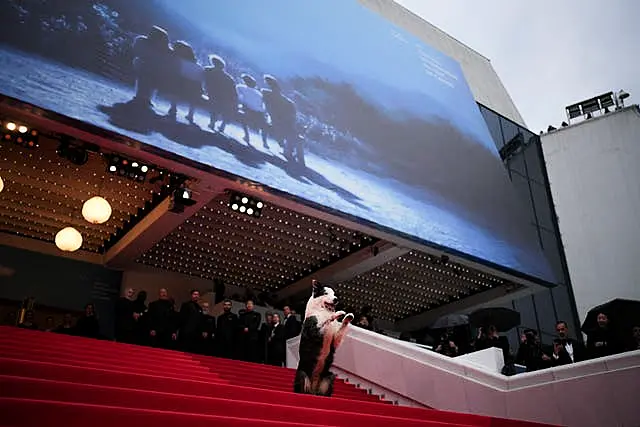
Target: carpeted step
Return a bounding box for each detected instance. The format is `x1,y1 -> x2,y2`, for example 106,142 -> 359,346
0,376 -> 479,427
0,358 -> 228,394
0,398 -> 341,427
0,369 -> 491,426
0,348 -> 215,380
0,338 -> 197,365
0,327 -> 189,358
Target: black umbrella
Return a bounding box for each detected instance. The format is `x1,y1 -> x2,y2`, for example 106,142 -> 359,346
581,298 -> 640,333
469,307 -> 520,332
431,314 -> 469,329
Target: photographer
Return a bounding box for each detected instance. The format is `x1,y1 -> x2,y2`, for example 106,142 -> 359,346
435,331 -> 459,357
515,329 -> 550,372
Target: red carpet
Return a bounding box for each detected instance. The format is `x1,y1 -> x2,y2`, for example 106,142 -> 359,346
0,326 -> 556,427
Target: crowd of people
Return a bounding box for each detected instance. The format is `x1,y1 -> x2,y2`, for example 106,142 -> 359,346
113,288 -> 302,366
6,288 -> 640,375
429,313 -> 640,374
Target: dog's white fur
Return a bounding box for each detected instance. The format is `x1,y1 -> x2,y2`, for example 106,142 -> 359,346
299,280 -> 353,394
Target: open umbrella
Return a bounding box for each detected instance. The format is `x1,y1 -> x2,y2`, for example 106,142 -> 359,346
469,307 -> 520,332
581,298 -> 640,333
431,313 -> 469,329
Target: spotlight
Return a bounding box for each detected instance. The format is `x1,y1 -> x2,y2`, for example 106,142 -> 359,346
106,154 -> 149,182
2,120 -> 39,148
57,138 -> 88,165
169,187 -> 196,213
228,191 -> 264,218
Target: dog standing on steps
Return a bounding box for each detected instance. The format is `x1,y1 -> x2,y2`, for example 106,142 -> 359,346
294,279 -> 354,397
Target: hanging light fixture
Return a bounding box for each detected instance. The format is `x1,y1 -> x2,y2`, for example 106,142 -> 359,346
0,176 -> 4,193
55,227 -> 83,252
82,196 -> 112,224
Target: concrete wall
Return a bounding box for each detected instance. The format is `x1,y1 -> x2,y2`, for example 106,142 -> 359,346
541,106 -> 640,323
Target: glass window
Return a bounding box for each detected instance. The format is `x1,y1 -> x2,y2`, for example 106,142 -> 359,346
552,285 -> 579,336
534,289 -> 557,336
530,181 -> 554,230
500,117 -> 521,149
539,330 -> 557,346
507,151 -> 527,176
513,295 -> 539,331
511,173 -> 536,224
539,228 -> 565,285
523,141 -> 546,184
480,106 -> 504,149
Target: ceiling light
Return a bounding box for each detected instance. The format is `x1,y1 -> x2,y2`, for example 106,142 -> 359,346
0,176 -> 3,193
17,125 -> 28,134
82,196 -> 112,224
5,122 -> 16,131
55,227 -> 83,252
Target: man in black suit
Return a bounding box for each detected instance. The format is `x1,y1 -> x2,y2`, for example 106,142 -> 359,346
282,305 -> 301,340
199,302 -> 216,355
238,300 -> 261,362
550,338 -> 573,367
268,313 -> 286,367
216,299 -> 238,359
147,288 -> 177,349
556,320 -> 588,363
179,289 -> 203,354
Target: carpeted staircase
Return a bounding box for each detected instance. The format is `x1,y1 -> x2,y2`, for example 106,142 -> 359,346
0,326 -> 555,427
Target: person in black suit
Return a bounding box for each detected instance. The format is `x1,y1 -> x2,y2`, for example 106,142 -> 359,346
178,289 -> 203,354
516,329 -> 550,372
199,302 -> 216,355
114,288 -> 136,343
238,300 -> 261,362
555,320 -> 588,363
147,288 -> 177,349
585,312 -> 622,359
75,303 -> 101,339
259,312 -> 274,363
268,313 -> 286,367
282,305 -> 301,340
216,299 -> 238,359
550,338 -> 573,366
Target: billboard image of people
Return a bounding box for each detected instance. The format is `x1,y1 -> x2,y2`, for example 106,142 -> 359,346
0,0 -> 555,283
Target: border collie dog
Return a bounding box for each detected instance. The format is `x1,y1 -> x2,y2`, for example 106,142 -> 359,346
293,279 -> 353,396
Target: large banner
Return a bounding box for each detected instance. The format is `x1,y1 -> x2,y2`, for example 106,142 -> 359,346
0,0 -> 555,283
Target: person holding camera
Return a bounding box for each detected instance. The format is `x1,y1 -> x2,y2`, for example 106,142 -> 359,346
435,331 -> 459,357
516,329 -> 550,372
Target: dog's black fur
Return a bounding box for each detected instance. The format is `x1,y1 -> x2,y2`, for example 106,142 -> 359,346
293,280 -> 352,397
294,316 -> 337,396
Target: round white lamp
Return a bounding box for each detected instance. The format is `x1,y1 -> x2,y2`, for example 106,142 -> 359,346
0,176 -> 4,193
82,196 -> 112,224
55,227 -> 83,252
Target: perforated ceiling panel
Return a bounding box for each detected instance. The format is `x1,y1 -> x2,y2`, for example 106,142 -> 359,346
0,134 -> 165,252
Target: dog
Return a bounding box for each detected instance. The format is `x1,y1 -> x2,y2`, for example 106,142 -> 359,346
293,279 -> 354,396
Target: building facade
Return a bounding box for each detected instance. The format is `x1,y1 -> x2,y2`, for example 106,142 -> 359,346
480,105 -> 581,344
541,105 -> 640,325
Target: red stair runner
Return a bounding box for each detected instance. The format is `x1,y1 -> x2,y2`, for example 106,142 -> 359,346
0,326 -> 557,427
